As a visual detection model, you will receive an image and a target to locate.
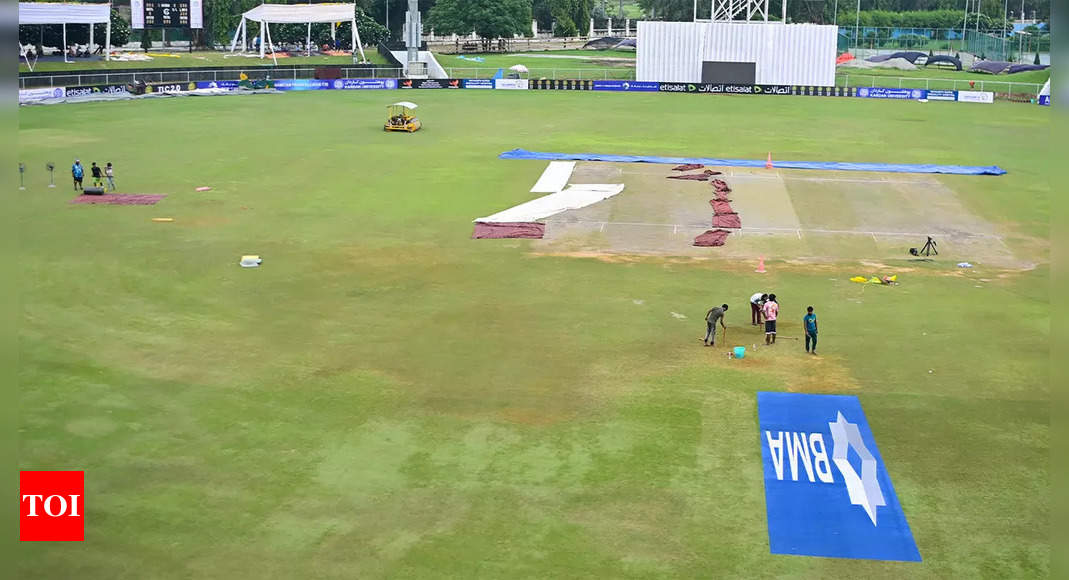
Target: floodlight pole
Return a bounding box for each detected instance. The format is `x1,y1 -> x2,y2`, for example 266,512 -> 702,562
961,0 -> 968,51
105,8 -> 111,61
1002,0 -> 1008,58
854,0 -> 860,51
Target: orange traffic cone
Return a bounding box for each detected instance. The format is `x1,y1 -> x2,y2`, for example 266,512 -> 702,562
756,257 -> 766,273
765,152 -> 773,169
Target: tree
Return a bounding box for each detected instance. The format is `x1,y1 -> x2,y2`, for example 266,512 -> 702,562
636,0 -> 692,22
97,9 -> 131,48
428,0 -> 531,40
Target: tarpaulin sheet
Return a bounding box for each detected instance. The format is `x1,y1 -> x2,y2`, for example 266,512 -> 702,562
673,164 -> 704,171
711,200 -> 736,215
70,194 -> 165,205
667,173 -> 712,181
694,229 -> 731,246
472,222 -> 545,239
530,161 -> 576,193
500,149 -> 1006,176
713,213 -> 742,228
475,184 -> 625,223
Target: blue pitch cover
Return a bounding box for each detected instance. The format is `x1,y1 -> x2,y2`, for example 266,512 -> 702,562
499,149 -> 1006,176
756,392 -> 922,561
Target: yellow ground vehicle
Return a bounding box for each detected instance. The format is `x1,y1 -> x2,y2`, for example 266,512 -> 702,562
384,102 -> 422,132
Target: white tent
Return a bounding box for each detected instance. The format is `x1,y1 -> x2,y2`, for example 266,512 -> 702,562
229,3 -> 366,63
18,2 -> 113,66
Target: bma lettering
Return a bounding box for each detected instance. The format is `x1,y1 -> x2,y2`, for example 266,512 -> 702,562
765,431 -> 834,483
22,494 -> 81,517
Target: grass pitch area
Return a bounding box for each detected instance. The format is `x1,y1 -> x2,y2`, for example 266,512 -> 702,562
17,92 -> 1049,578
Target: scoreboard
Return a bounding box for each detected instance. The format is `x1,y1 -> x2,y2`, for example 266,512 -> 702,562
145,1 -> 190,28
131,0 -> 203,29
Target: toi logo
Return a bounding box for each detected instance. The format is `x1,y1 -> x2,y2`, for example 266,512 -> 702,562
20,471 -> 84,541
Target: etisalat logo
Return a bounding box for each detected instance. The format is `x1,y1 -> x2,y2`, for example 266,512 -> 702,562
757,392 -> 920,561
765,410 -> 885,525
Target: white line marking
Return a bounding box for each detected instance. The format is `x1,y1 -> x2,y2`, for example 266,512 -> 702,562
797,230 -> 802,240
871,232 -> 878,242
728,174 -> 938,185
599,222 -> 606,232
673,224 -> 678,234
543,218 -> 1004,240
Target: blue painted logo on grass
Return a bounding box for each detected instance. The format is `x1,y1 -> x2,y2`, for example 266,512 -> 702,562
757,392 -> 921,561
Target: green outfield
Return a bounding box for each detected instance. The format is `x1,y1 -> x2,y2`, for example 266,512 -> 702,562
17,91 -> 1049,578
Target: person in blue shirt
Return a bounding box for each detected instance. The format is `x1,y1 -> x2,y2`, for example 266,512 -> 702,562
71,159 -> 84,191
803,306 -> 818,354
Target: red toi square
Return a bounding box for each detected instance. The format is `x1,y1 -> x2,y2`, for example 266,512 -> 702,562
20,471 -> 84,541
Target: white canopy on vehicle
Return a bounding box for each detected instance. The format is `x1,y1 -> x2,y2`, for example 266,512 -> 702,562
229,3 -> 366,63
391,102 -> 418,109
18,2 -> 113,63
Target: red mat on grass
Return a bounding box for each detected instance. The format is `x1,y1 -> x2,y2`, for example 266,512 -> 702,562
713,191 -> 732,202
711,179 -> 731,192
712,213 -> 742,228
668,169 -> 724,181
70,194 -> 166,205
472,221 -> 545,239
693,229 -> 732,247
672,164 -> 704,171
710,200 -> 736,215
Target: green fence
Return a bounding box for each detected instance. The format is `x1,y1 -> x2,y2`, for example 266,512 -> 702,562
838,27 -> 1049,62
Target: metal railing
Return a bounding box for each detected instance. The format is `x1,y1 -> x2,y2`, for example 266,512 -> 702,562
19,66 -> 404,89
444,67 -> 634,80
836,73 -> 1044,96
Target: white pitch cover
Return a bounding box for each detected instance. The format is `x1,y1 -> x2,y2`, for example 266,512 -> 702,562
476,184 -> 625,223
530,162 -> 576,193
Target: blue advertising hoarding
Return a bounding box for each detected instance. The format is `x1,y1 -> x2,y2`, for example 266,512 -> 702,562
856,87 -> 927,100
331,78 -> 397,90
195,81 -> 240,90
463,79 -> 494,89
926,90 -> 957,101
194,79 -> 396,91
274,79 -> 331,91
592,80 -> 661,92
757,392 -> 921,562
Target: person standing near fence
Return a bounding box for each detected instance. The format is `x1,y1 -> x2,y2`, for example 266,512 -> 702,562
104,162 -> 116,192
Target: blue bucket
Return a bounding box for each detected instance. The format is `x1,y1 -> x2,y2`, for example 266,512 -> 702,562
734,346 -> 746,359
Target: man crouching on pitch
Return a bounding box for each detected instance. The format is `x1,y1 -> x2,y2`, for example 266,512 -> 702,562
704,304 -> 728,347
